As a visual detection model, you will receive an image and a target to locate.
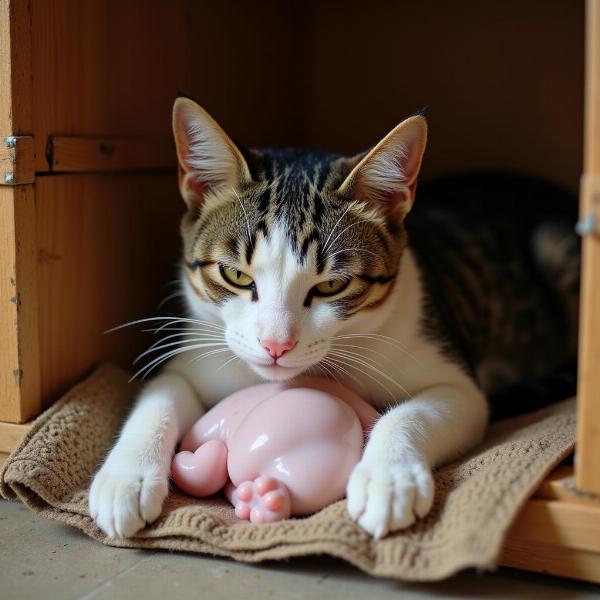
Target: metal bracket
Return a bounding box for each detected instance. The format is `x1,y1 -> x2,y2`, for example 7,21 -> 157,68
577,174 -> 600,238
0,136 -> 34,185
576,212 -> 599,237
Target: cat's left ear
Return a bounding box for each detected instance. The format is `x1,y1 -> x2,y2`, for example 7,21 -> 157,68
172,97 -> 253,208
338,115 -> 427,219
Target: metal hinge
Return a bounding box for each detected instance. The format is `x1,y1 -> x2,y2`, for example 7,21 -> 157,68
0,136 -> 34,185
577,174 -> 600,238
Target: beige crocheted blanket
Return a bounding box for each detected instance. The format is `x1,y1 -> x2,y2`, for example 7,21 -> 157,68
0,364 -> 575,581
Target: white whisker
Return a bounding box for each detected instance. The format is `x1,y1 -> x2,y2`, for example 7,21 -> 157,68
329,348 -> 412,400
157,291 -> 184,311
324,216 -> 371,254
188,347 -> 232,365
106,316 -> 224,335
134,338 -> 228,365
322,247 -> 380,265
317,359 -> 343,386
231,186 -> 254,257
326,354 -> 395,402
334,333 -> 421,365
131,342 -> 228,381
330,342 -> 393,364
322,203 -> 354,255
321,356 -> 362,387
152,318 -> 224,335
216,353 -> 240,372
144,332 -> 225,347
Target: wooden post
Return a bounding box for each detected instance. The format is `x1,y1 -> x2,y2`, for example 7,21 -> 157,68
576,0 -> 600,495
0,0 -> 40,423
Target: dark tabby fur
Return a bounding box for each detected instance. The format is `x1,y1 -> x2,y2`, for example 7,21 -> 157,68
410,173 -> 579,417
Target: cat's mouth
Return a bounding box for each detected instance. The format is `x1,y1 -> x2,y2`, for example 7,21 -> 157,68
247,359 -> 309,381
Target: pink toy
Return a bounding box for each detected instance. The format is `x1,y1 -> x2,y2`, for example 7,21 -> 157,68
171,377 -> 379,523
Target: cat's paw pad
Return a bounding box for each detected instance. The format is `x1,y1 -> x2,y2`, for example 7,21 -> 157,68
346,459 -> 434,538
232,476 -> 291,523
89,459 -> 168,538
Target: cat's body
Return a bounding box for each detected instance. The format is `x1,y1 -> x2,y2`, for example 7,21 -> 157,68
89,100 -> 579,539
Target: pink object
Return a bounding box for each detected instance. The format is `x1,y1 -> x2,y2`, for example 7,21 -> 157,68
170,377 -> 379,523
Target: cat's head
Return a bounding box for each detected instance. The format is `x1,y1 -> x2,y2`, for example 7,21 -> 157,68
172,97 -> 427,381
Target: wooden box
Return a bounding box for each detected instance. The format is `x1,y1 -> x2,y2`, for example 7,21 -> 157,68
0,0 -> 599,583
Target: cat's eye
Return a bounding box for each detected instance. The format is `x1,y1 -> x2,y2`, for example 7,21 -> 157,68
312,278 -> 350,297
219,264 -> 255,289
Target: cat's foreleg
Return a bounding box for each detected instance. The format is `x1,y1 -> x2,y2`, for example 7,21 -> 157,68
89,371 -> 203,538
346,381 -> 488,538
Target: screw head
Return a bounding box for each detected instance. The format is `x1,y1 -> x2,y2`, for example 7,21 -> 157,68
4,172 -> 15,184
575,213 -> 598,237
5,136 -> 17,149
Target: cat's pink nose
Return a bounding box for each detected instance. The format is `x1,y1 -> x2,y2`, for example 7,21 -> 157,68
260,339 -> 296,360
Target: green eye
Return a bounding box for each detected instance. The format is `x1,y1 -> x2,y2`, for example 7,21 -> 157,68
313,278 -> 350,297
220,264 -> 254,288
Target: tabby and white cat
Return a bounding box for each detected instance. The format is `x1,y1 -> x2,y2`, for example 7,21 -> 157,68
89,97 -> 579,539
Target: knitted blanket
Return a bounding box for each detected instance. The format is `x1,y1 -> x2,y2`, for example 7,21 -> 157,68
0,364 -> 575,581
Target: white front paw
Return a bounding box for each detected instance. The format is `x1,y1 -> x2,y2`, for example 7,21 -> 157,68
88,456 -> 168,538
346,459 -> 434,538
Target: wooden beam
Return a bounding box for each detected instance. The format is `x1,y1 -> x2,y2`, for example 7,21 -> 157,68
576,0 -> 600,495
501,497 -> 600,583
506,499 -> 600,553
536,464 -> 600,505
0,0 -> 32,135
47,136 -> 174,173
0,421 -> 30,453
501,538 -> 600,584
0,184 -> 41,423
585,0 -> 600,174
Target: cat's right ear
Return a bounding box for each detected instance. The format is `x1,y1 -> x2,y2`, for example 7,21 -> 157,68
172,98 -> 252,208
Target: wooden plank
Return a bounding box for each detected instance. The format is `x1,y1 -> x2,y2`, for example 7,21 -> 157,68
500,496 -> 600,583
0,135 -> 34,184
585,0 -> 600,173
576,0 -> 600,495
30,0 -> 189,172
35,173 -> 183,407
0,452 -> 8,468
47,136 -> 174,173
0,421 -> 30,453
0,0 -> 33,135
504,498 -> 600,554
501,538 -> 600,584
0,184 -> 40,423
0,2 -> 38,424
535,464 -> 600,506
535,465 -> 577,501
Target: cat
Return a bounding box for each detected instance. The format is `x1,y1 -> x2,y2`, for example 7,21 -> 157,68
89,97 -> 579,539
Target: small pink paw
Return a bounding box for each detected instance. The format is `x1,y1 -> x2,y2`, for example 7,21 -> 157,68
230,476 -> 291,523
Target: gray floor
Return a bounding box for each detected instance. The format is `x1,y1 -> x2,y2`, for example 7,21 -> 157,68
1,500 -> 599,600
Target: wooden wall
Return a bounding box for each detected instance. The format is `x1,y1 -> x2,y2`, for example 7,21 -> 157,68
300,0 -> 584,192
30,0 -> 585,188
1,0 -> 586,417
184,0 -> 585,193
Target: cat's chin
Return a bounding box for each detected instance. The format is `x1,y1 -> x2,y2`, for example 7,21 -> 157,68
248,362 -> 308,382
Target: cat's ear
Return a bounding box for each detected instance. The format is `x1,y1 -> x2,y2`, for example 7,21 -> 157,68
172,97 -> 252,208
338,115 -> 427,219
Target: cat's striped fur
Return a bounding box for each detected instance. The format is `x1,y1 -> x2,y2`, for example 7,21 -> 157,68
182,148 -> 404,319
89,97 -> 579,540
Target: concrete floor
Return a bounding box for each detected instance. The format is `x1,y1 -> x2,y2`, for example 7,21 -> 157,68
1,499 -> 599,600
